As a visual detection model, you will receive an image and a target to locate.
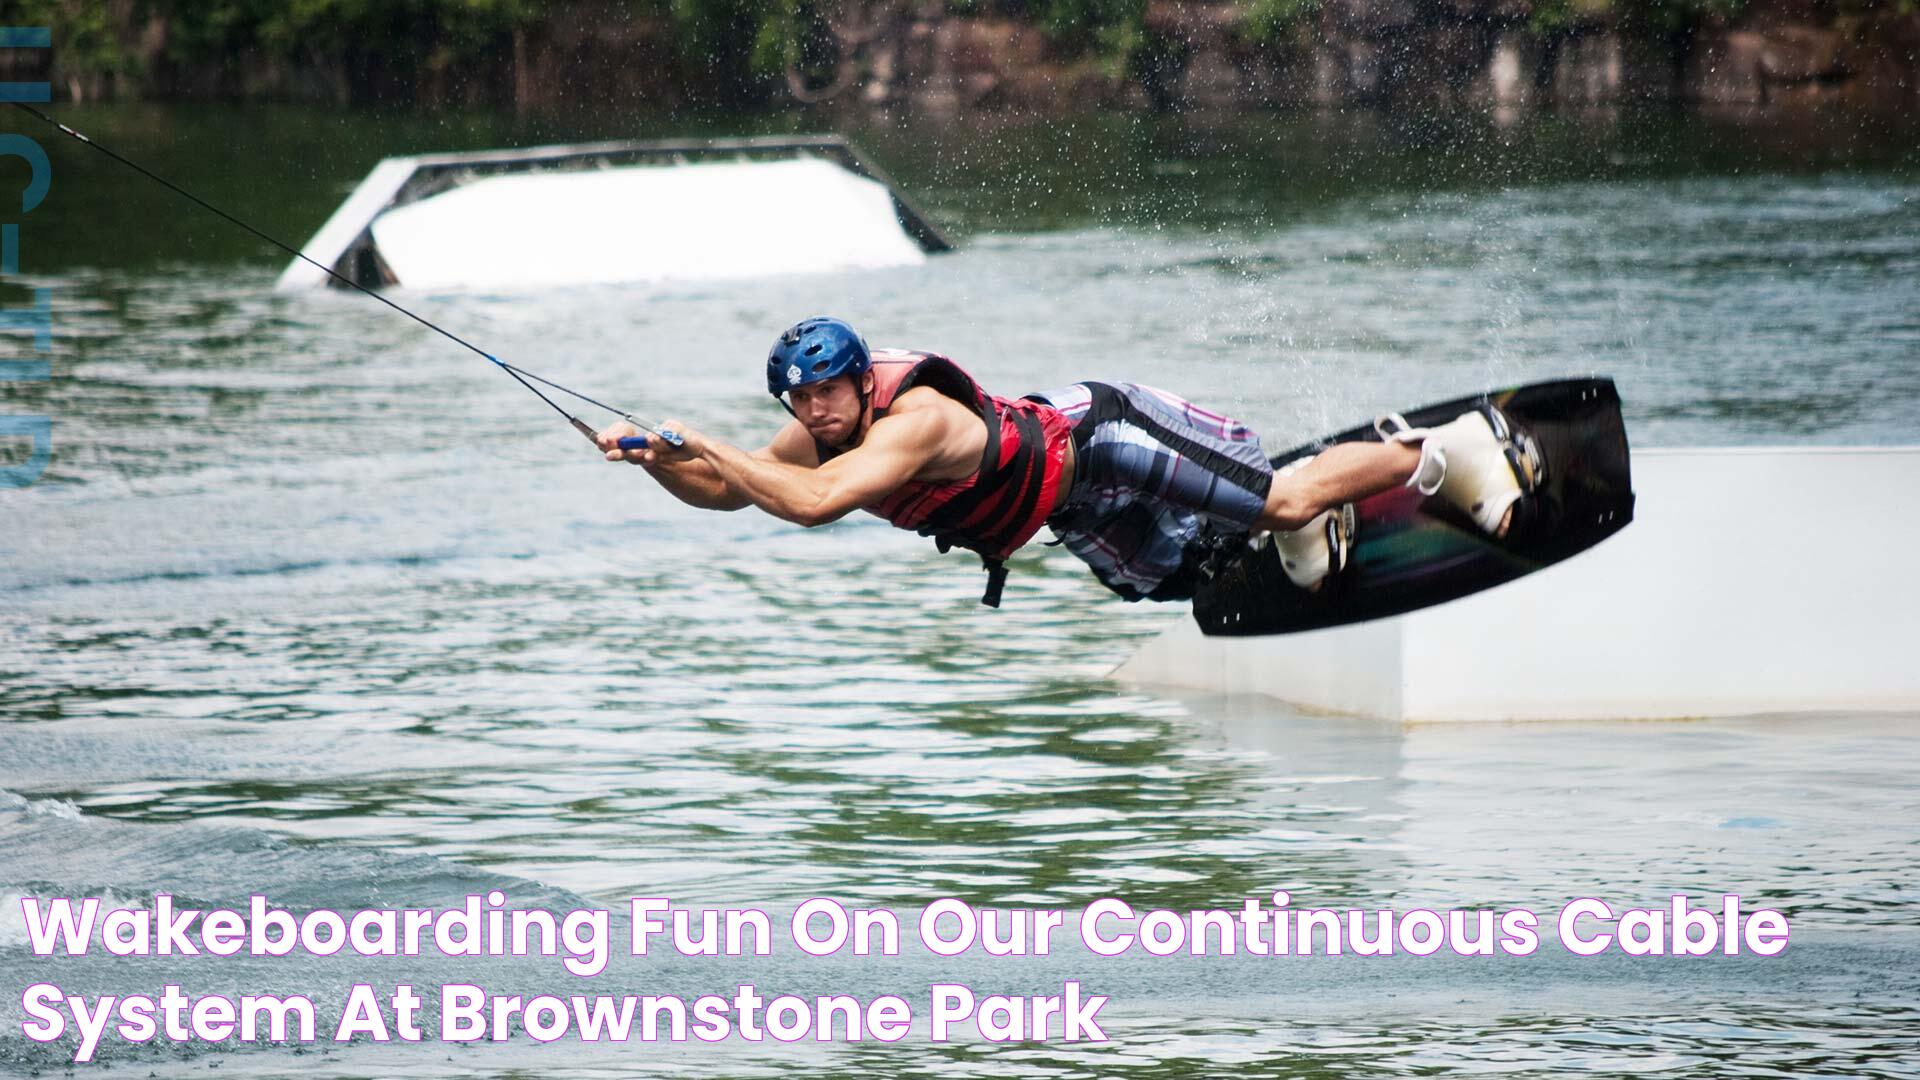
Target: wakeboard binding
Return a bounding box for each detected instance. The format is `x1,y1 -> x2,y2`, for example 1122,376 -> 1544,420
1258,499 -> 1356,593
1265,403 -> 1546,595
1378,403 -> 1548,541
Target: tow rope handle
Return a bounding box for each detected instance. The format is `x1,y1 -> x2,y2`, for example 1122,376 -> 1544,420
615,430 -> 687,451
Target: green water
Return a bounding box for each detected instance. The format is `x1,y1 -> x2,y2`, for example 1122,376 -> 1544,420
13,102 -> 1919,262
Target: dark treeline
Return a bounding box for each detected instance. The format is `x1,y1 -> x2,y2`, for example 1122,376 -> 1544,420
1,0 -> 1913,110
0,0 -> 1127,106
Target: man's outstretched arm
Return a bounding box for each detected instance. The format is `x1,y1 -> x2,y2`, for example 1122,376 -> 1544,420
596,419 -> 816,512
665,411 -> 944,528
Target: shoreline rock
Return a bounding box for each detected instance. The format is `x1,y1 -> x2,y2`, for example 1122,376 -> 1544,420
1,0 -> 1911,112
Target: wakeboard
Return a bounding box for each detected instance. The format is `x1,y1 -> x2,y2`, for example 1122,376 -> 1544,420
1192,377 -> 1633,636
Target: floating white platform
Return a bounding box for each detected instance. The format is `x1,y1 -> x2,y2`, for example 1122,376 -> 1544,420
369,157 -> 923,291
1113,447 -> 1920,723
275,136 -> 949,293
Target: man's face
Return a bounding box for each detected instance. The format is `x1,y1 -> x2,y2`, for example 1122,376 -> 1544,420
785,372 -> 870,447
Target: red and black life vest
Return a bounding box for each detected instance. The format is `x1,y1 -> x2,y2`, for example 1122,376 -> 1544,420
817,349 -> 1073,606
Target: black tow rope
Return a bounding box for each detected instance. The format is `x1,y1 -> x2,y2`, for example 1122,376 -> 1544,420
8,101 -> 682,450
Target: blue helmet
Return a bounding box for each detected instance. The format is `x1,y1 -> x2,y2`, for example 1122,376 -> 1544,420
767,316 -> 871,398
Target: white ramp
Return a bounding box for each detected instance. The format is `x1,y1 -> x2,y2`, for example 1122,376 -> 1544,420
368,157 -> 926,291
274,137 -> 949,293
1113,447 -> 1920,722
273,157 -> 420,292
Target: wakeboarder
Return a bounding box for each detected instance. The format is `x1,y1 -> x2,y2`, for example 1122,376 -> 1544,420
597,317 -> 1541,606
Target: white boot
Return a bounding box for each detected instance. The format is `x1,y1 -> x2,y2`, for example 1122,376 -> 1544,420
1257,458 -> 1355,590
1376,407 -> 1544,535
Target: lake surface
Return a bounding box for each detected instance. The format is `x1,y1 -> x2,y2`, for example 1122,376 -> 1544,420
3,103 -> 1918,1077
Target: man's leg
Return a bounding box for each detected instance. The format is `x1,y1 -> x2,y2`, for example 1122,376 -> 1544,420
1259,408 -> 1537,546
1255,441 -> 1424,533
1032,382 -> 1278,601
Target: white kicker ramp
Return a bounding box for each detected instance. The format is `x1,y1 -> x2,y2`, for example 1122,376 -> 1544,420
1113,447 -> 1920,722
368,158 -> 925,291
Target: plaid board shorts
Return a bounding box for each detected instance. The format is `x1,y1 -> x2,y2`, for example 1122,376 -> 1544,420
1029,382 -> 1274,601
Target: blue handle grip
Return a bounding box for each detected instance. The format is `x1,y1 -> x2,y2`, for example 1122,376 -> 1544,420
618,429 -> 685,451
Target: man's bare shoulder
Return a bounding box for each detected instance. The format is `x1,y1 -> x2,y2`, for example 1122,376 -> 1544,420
869,387 -> 978,451
870,386 -> 985,481
883,384 -> 977,422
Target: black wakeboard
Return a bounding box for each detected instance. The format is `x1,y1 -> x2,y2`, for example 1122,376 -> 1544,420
1193,377 -> 1634,637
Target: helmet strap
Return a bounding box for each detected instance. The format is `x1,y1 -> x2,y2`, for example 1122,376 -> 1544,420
854,373 -> 872,443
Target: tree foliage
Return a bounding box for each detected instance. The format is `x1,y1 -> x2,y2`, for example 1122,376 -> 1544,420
1529,0 -> 1753,35
1238,0 -> 1322,46
4,0 -> 139,82
951,0 -> 1148,58
13,0 -> 1905,104
7,0 -> 537,99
